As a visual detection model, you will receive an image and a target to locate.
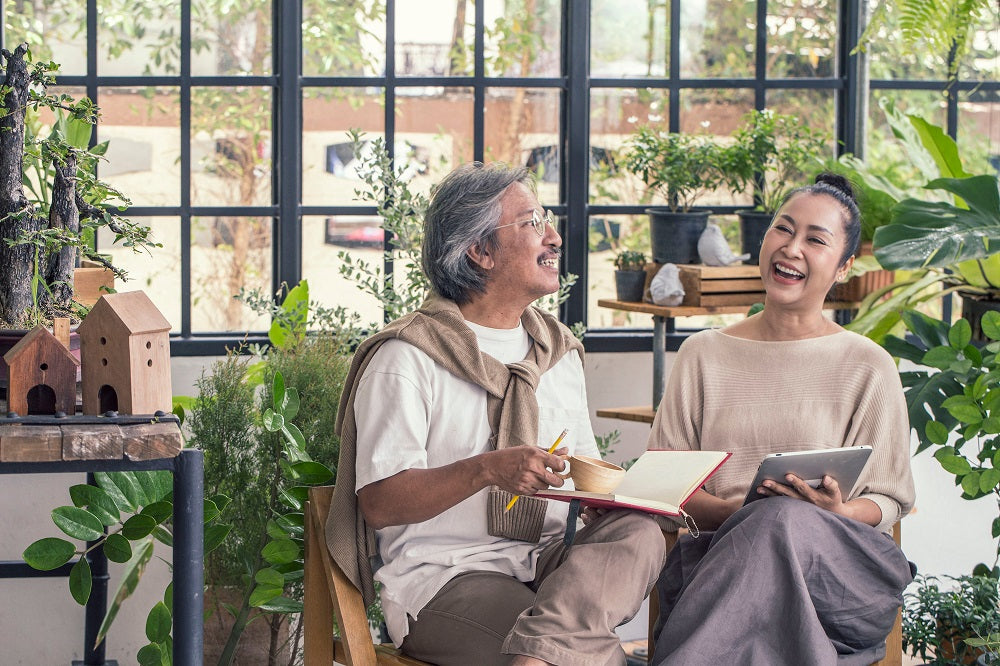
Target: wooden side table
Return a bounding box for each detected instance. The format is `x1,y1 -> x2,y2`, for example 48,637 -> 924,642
0,415 -> 202,666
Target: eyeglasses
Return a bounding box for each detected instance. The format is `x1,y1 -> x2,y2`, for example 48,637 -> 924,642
494,209 -> 555,237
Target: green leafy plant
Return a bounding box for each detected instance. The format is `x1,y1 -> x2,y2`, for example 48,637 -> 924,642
1,44 -> 158,327
883,309 -> 1000,574
622,126 -> 730,212
725,109 -> 831,214
614,250 -> 647,272
903,573 -> 1000,665
22,470 -> 232,663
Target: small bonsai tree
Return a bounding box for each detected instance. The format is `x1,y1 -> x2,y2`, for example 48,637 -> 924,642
0,43 -> 156,327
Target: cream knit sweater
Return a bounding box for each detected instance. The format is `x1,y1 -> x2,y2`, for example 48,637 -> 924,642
648,328 -> 915,533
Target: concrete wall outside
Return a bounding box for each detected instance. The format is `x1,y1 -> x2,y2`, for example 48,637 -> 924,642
0,353 -> 995,663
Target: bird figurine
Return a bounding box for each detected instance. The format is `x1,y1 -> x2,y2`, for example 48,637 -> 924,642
698,222 -> 750,266
649,263 -> 685,306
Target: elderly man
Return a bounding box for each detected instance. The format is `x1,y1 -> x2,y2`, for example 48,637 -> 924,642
327,162 -> 665,666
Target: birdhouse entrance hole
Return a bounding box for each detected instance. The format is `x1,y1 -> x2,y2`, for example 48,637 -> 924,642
26,384 -> 56,415
98,385 -> 119,413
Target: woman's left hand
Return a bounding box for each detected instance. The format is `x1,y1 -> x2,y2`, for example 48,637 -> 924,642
758,474 -> 846,514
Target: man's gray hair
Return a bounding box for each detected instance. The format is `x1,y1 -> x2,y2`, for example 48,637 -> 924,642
422,162 -> 533,304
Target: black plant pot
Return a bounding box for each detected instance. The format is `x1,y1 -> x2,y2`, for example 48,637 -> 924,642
960,292 -> 1000,343
738,210 -> 773,265
615,270 -> 647,302
646,209 -> 710,265
977,652 -> 999,666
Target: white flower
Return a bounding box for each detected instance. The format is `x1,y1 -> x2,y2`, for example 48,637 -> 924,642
700,120 -> 710,128
648,114 -> 663,122
627,115 -> 638,124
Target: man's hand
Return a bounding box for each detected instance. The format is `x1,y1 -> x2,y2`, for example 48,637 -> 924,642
488,446 -> 568,496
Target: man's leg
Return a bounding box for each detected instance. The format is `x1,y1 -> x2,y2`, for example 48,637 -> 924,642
401,571 -> 536,666
504,510 -> 667,666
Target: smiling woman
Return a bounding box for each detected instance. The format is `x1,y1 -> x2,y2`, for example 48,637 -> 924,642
646,173 -> 917,666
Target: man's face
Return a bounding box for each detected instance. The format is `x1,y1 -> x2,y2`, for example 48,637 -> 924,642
481,181 -> 562,305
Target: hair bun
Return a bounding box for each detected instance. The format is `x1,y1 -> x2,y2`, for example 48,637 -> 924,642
815,172 -> 855,201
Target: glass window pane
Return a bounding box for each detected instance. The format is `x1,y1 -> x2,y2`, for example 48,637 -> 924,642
483,0 -> 561,78
302,215 -> 384,329
681,0 -> 755,78
191,216 -> 272,332
960,10 -> 999,82
485,88 -> 560,204
304,0 -> 385,76
958,95 -> 1000,176
679,89 -> 754,209
190,0 -> 272,76
396,87 -> 475,198
98,87 -> 180,207
303,87 -> 385,207
97,0 -> 180,76
590,88 -> 669,206
5,2 -> 87,75
395,0 -> 471,76
97,217 -> 182,333
591,0 -> 668,78
588,213 -> 649,329
865,90 -> 947,195
190,87 -> 272,207
765,1 -> 837,78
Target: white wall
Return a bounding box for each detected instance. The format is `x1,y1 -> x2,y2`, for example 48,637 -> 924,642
1,352 -> 995,663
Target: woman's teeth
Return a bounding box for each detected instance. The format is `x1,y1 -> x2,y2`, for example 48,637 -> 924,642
775,264 -> 804,279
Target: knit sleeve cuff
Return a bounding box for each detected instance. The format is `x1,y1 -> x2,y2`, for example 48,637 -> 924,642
862,493 -> 901,534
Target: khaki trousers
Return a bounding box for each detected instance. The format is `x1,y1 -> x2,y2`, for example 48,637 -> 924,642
400,509 -> 666,666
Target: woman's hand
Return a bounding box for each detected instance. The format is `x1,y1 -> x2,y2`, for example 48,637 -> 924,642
758,473 -> 846,513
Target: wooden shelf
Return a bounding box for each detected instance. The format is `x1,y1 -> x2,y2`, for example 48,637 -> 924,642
596,406 -> 655,424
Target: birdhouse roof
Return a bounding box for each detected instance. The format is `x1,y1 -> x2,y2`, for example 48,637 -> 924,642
78,291 -> 172,335
2,325 -> 80,366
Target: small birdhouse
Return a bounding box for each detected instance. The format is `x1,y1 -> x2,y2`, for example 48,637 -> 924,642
78,291 -> 173,416
3,325 -> 80,416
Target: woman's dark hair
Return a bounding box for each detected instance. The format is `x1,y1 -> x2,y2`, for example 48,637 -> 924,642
421,162 -> 533,304
778,172 -> 861,265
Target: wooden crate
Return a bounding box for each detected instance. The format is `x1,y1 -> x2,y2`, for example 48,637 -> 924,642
73,261 -> 115,307
677,264 -> 764,307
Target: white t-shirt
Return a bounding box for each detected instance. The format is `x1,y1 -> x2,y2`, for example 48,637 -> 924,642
354,320 -> 599,645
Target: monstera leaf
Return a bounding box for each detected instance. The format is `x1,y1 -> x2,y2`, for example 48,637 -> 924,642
873,175 -> 1000,271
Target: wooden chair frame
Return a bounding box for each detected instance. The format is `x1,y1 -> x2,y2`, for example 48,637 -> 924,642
304,486 -> 430,666
647,523 -> 904,666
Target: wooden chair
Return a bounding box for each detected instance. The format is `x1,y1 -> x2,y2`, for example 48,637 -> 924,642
647,523 -> 904,666
304,485 -> 431,666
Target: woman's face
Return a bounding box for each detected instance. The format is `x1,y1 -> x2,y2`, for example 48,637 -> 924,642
758,192 -> 853,310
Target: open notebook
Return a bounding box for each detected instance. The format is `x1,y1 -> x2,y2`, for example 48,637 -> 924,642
535,449 -> 731,518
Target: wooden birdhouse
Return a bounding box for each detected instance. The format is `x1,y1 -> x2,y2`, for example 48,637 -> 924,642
3,325 -> 80,416
78,291 -> 173,416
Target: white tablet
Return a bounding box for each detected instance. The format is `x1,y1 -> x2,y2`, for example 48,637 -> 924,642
742,446 -> 873,505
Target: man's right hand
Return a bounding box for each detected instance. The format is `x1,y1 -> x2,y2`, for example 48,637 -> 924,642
488,446 -> 568,496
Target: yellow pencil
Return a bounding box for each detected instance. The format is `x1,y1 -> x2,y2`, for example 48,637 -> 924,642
504,428 -> 569,512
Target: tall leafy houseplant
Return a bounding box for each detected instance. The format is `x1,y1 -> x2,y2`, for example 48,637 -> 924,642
845,104 -> 1000,343
0,44 -> 156,327
622,126 -> 730,265
883,309 -> 1000,575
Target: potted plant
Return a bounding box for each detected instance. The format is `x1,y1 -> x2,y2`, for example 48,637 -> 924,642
903,574 -> 1000,666
724,109 -> 830,264
613,250 -> 647,302
0,45 -> 155,351
622,126 -> 728,265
